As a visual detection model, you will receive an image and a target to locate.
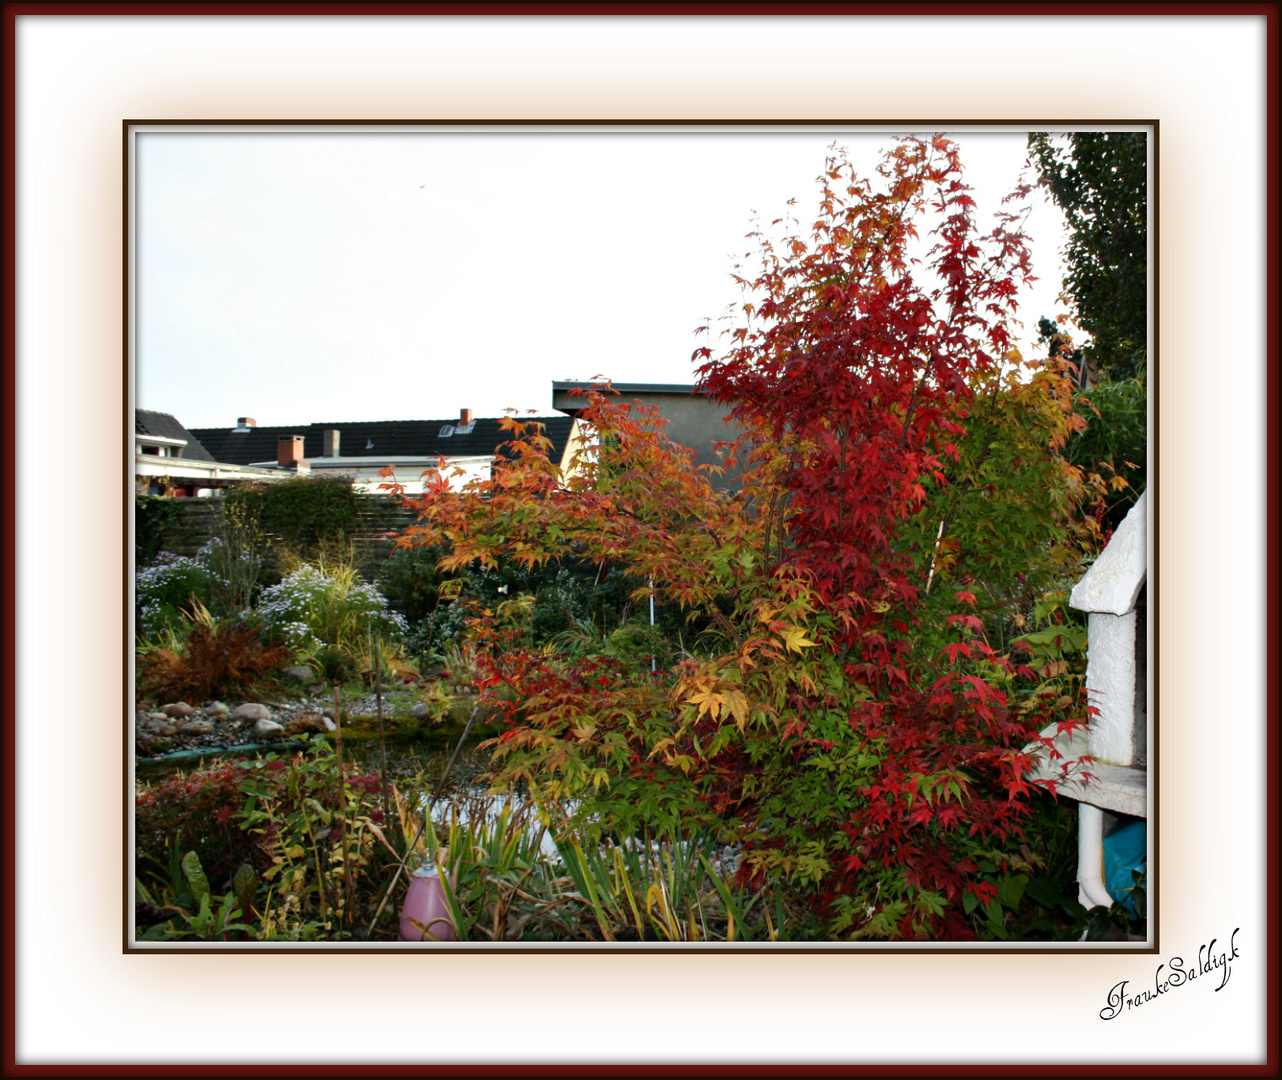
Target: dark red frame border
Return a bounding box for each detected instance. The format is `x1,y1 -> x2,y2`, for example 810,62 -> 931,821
3,4 -> 1276,1077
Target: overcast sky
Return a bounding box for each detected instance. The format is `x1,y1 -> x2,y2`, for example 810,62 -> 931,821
135,128 -> 1070,429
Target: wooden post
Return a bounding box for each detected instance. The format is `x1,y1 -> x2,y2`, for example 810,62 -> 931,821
332,684 -> 352,917
374,639 -> 393,848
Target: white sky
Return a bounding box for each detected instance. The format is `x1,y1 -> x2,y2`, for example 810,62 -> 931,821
135,128 -> 1071,428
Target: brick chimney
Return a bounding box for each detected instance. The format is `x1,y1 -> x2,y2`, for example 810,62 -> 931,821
459,408 -> 474,427
322,429 -> 340,457
233,417 -> 257,433
277,434 -> 306,468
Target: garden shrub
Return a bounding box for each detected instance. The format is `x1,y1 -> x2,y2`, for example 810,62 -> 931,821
377,543 -> 450,625
135,493 -> 183,566
135,542 -> 226,637
249,561 -> 410,687
252,562 -> 407,653
136,742 -> 396,939
402,604 -> 471,663
136,758 -> 268,893
234,741 -> 396,938
138,607 -> 291,701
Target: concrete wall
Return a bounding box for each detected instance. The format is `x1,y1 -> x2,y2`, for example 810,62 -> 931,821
551,382 -> 743,489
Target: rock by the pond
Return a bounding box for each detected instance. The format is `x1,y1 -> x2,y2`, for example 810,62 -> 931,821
178,719 -> 215,735
409,703 -> 434,720
284,665 -> 320,686
148,711 -> 168,723
207,701 -> 230,719
285,713 -> 328,736
162,702 -> 195,719
232,703 -> 272,723
254,718 -> 286,741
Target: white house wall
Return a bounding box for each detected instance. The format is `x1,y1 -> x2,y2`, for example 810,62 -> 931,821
1085,609 -> 1139,767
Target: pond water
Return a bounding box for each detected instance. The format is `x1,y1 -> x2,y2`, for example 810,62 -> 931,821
317,739 -> 568,859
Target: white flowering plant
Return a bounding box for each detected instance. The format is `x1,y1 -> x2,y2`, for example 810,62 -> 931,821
250,562 -> 408,657
135,541 -> 229,638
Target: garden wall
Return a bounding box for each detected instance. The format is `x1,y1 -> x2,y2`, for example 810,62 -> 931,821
143,494 -> 418,564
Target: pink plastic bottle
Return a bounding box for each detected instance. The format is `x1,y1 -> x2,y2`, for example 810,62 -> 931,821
398,867 -> 457,942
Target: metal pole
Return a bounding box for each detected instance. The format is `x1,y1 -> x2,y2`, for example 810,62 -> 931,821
649,577 -> 656,672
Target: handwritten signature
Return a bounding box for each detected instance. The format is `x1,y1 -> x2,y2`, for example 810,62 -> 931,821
1100,929 -> 1240,1020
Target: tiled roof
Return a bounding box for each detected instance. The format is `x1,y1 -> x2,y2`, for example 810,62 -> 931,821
134,409 -> 217,462
187,416 -> 576,468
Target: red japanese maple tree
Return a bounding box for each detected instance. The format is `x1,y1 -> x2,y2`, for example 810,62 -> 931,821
391,136 -> 1100,939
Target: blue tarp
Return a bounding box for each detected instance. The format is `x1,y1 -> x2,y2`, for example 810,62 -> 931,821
1103,819 -> 1147,917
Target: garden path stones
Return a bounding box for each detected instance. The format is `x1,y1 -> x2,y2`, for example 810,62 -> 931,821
231,703 -> 272,723
161,702 -> 195,719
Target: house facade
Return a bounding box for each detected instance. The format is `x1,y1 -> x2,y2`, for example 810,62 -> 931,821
187,410 -> 585,495
134,409 -> 285,496
550,381 -> 743,488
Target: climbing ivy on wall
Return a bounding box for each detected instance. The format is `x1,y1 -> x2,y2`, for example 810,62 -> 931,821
224,475 -> 362,548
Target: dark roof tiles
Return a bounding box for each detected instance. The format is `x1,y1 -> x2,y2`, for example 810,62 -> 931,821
187,416 -> 575,468
134,409 -> 217,462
